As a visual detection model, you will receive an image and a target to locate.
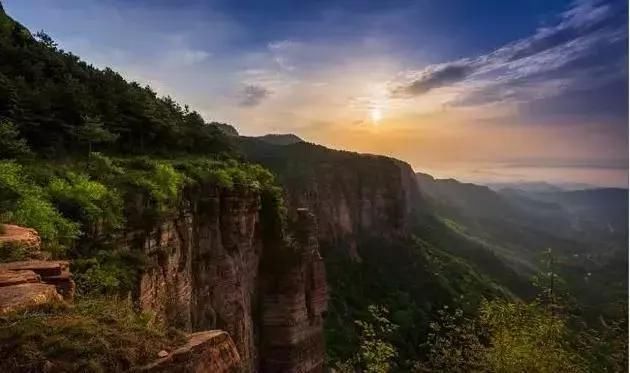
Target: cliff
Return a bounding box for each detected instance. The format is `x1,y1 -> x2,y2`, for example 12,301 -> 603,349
128,185 -> 327,372
239,139 -> 423,258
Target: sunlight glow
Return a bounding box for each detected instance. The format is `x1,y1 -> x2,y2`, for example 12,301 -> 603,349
370,107 -> 383,124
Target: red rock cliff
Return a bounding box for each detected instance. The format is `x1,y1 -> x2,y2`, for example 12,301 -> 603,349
126,186 -> 327,372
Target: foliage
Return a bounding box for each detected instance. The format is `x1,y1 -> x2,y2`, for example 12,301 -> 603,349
0,161 -> 79,253
48,172 -> 124,235
0,120 -> 31,159
355,306 -> 399,373
333,305 -> 399,373
0,296 -> 185,372
324,236 -> 509,370
73,250 -> 146,296
0,10 -> 234,158
417,296 -> 627,373
416,306 -> 486,372
74,116 -> 118,154
479,300 -> 586,372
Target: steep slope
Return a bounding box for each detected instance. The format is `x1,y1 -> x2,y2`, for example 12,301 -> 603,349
416,173 -> 592,271
416,173 -> 628,321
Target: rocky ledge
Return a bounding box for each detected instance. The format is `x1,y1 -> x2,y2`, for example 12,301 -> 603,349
0,225 -> 75,315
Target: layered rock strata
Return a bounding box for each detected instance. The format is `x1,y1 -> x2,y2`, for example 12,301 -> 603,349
0,225 -> 75,314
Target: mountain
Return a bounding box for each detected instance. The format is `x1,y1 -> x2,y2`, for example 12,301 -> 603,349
486,181 -> 566,193
254,133 -> 303,145
212,121 -> 239,136
416,172 -> 628,320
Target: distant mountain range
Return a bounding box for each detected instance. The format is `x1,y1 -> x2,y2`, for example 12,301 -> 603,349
485,181 -> 601,193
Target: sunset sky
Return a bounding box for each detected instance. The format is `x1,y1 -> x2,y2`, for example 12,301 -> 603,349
4,0 -> 628,187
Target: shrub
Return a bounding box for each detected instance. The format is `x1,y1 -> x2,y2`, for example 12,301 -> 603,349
48,172 -> 124,234
0,161 -> 79,253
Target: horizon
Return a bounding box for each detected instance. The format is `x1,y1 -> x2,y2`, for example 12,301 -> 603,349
4,0 -> 628,187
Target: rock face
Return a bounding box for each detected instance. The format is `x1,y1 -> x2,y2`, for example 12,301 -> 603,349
141,331 -> 241,372
131,187 -> 328,372
260,208 -> 327,372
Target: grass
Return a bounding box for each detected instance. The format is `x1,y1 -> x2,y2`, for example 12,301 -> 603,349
0,296 -> 186,372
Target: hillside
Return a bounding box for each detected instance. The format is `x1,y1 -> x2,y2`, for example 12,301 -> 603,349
416,173 -> 628,320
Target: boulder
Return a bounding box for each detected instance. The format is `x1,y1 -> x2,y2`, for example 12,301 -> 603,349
0,282 -> 61,315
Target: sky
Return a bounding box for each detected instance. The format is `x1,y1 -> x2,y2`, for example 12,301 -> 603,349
4,0 -> 628,187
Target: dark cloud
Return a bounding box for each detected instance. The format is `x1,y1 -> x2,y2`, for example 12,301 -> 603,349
503,0 -> 619,62
392,0 -> 628,101
393,63 -> 476,96
239,84 -> 271,106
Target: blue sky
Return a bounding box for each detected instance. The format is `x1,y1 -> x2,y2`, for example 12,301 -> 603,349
3,0 -> 628,186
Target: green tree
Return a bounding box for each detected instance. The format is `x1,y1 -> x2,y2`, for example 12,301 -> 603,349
75,116 -> 118,155
34,30 -> 57,49
415,306 -> 486,372
335,305 -> 399,373
0,120 -> 31,159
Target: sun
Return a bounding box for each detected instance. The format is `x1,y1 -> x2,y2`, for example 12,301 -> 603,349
370,107 -> 383,124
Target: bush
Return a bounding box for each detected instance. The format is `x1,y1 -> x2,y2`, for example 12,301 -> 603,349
48,172 -> 124,235
73,250 -> 145,296
0,161 -> 79,253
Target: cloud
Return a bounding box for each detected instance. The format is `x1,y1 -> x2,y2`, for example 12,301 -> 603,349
238,84 -> 271,107
392,63 -> 476,96
391,0 -> 627,115
268,40 -> 300,71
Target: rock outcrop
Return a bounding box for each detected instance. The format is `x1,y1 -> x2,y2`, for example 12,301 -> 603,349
0,224 -> 41,252
130,187 -> 328,372
0,225 -> 75,314
0,260 -> 75,300
141,331 -> 241,372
